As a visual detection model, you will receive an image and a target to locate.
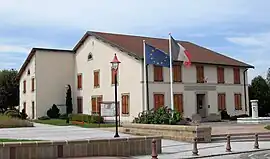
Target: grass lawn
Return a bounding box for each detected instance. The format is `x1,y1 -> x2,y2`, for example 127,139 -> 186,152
265,125 -> 270,130
34,119 -> 116,128
0,138 -> 40,142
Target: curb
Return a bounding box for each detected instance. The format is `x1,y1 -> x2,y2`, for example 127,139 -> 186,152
181,148 -> 270,159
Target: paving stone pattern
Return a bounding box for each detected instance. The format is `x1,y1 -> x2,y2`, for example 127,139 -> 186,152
1,123 -> 270,159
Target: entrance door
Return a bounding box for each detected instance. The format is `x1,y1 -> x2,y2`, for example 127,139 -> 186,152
196,94 -> 206,118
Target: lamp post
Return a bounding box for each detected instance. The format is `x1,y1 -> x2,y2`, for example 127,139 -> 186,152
111,53 -> 121,138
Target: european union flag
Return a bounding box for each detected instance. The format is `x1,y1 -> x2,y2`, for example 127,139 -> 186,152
144,43 -> 170,68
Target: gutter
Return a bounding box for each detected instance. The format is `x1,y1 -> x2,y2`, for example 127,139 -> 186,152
243,68 -> 248,115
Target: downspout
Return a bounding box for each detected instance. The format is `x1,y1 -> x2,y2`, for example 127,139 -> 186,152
243,68 -> 248,115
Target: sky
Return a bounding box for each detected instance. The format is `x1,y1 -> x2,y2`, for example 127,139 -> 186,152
0,0 -> 269,83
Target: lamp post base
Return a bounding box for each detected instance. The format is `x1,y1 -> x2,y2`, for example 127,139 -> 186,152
114,133 -> 120,138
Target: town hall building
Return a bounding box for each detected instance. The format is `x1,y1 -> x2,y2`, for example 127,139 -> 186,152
17,31 -> 254,122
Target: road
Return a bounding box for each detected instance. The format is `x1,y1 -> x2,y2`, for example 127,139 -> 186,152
238,150 -> 270,159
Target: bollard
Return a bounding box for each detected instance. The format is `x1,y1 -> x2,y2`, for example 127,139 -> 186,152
226,134 -> 231,152
192,137 -> 199,156
151,139 -> 158,159
254,133 -> 259,149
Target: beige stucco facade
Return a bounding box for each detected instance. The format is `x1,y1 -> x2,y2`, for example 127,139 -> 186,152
19,50 -> 74,118
19,34 -> 250,121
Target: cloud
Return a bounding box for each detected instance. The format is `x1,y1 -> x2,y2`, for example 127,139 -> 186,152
0,45 -> 29,53
226,32 -> 270,47
0,0 -> 269,32
225,32 -> 270,82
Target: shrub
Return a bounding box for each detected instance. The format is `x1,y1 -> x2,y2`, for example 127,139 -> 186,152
0,115 -> 33,128
220,110 -> 230,120
38,116 -> 50,120
133,106 -> 182,125
59,114 -> 68,119
4,109 -> 21,119
47,104 -> 60,118
71,114 -> 104,123
20,108 -> 28,120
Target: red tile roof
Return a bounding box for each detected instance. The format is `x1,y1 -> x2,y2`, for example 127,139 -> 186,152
18,31 -> 254,80
85,31 -> 253,68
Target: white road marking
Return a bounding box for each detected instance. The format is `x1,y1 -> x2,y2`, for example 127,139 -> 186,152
248,153 -> 254,157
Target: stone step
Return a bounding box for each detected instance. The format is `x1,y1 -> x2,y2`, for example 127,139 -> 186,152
212,132 -> 270,138
212,133 -> 270,142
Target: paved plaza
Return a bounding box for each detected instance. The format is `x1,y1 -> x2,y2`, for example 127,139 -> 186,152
1,123 -> 270,158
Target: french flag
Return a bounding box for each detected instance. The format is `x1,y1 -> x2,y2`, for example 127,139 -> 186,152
169,34 -> 191,67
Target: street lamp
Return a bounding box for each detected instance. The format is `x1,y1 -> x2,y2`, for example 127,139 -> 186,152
111,53 -> 121,138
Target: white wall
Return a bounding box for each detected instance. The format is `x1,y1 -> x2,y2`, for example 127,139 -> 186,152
145,64 -> 249,118
75,36 -> 143,122
19,54 -> 36,119
35,51 -> 74,118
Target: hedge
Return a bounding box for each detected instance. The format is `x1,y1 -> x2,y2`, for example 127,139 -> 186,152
70,114 -> 104,123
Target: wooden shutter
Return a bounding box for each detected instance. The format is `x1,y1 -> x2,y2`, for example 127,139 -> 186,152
233,68 -> 240,84
77,97 -> 83,113
31,78 -> 35,92
122,94 -> 130,115
91,97 -> 97,114
97,96 -> 102,113
174,94 -> 183,112
217,67 -> 224,84
94,71 -> 100,87
23,102 -> 26,111
234,93 -> 242,110
154,94 -> 164,110
173,64 -> 182,82
77,74 -> 82,89
196,66 -> 204,83
218,93 -> 226,110
111,69 -> 116,84
154,65 -> 163,82
23,80 -> 26,93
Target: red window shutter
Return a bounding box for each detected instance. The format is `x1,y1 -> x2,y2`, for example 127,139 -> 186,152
91,97 -> 96,113
23,102 -> 26,111
238,94 -> 242,110
23,80 -> 26,93
174,94 -> 183,112
234,68 -> 240,84
122,95 -> 129,114
122,95 -> 125,114
196,66 -> 204,83
173,64 -> 182,82
111,69 -> 115,84
218,93 -> 226,110
154,65 -> 163,82
222,94 -> 226,110
77,97 -> 83,113
234,94 -> 241,110
154,94 -> 160,110
94,71 -> 100,87
77,74 -> 82,89
160,94 -> 164,108
217,67 -> 225,83
97,96 -> 102,113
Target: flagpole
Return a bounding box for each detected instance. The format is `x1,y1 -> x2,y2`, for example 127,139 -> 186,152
143,40 -> 148,111
169,33 -> 174,111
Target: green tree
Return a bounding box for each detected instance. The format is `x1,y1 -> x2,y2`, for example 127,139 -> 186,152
266,68 -> 270,86
249,75 -> 270,116
0,69 -> 19,113
65,84 -> 73,123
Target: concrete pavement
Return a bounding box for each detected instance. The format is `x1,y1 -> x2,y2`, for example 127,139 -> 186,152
2,123 -> 270,158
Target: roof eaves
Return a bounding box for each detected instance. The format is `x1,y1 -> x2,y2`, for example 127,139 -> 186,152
88,31 -> 142,60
